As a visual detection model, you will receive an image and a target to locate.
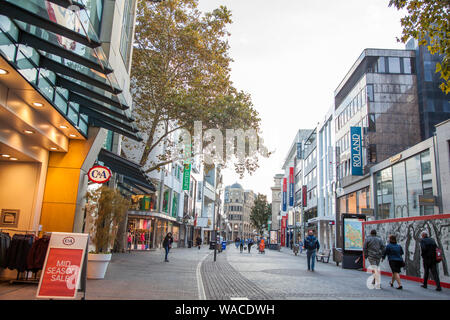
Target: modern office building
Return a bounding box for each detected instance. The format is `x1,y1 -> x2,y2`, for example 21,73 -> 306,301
314,106 -> 336,250
406,39 -> 450,141
333,48 -> 422,246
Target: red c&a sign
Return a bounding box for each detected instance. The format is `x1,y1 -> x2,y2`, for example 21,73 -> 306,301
87,165 -> 112,184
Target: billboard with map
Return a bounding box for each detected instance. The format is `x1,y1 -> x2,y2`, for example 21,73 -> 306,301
343,217 -> 365,251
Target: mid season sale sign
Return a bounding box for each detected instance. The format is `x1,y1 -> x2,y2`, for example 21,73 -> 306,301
36,232 -> 88,299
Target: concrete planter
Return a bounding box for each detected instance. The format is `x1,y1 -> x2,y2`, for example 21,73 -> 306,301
87,253 -> 112,279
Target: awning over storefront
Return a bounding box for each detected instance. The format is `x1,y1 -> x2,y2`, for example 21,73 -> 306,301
97,148 -> 156,192
127,210 -> 178,223
0,0 -> 141,141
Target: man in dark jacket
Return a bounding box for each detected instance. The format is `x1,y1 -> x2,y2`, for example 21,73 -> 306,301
303,230 -> 320,271
420,231 -> 442,291
363,229 -> 385,289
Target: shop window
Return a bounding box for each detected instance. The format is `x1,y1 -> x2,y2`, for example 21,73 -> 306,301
393,162 -> 408,218
406,155 -> 422,217
420,150 -> 434,215
348,192 -> 357,214
172,192 -> 179,217
163,190 -> 170,213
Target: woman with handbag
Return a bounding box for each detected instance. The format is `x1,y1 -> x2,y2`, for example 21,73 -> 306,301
382,235 -> 404,290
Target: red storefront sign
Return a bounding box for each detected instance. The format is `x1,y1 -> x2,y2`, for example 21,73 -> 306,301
302,185 -> 307,207
37,232 -> 88,299
281,216 -> 288,246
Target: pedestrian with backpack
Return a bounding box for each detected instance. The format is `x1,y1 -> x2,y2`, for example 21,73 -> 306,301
420,231 -> 442,291
303,230 -> 320,271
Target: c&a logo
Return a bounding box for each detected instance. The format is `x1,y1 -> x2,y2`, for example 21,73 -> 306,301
62,236 -> 75,246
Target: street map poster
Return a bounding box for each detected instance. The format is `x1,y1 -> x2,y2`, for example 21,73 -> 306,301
343,218 -> 365,251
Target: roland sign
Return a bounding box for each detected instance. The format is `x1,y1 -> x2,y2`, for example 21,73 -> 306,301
87,165 -> 112,184
350,127 -> 363,176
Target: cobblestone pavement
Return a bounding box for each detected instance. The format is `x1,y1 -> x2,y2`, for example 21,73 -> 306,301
201,249 -> 272,300
0,245 -> 448,300
225,246 -> 450,300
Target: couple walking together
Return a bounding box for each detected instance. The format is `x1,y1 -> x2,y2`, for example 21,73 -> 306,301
364,229 -> 442,291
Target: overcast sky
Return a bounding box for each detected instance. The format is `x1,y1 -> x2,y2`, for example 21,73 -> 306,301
197,0 -> 406,202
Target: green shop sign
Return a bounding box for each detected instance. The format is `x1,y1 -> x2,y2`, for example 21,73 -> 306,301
182,163 -> 191,190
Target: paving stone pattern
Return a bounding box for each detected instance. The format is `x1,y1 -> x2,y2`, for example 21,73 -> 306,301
201,251 -> 272,300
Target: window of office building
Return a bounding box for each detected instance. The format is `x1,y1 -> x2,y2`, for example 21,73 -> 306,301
403,58 -> 412,74
367,84 -> 374,102
85,0 -> 104,35
388,57 -> 401,73
377,57 -> 386,73
120,0 -> 134,68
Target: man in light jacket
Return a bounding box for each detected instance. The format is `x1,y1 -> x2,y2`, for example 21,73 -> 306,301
363,229 -> 385,289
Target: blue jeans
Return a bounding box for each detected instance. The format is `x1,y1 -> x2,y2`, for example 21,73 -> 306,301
307,250 -> 316,270
164,246 -> 170,260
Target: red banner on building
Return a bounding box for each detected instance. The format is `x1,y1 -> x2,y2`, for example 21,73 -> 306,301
302,185 -> 307,207
281,216 -> 288,246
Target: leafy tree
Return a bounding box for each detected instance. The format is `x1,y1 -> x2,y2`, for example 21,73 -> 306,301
389,0 -> 450,94
123,0 -> 268,177
250,194 -> 271,235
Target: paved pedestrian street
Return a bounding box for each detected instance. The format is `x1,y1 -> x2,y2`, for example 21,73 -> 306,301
0,245 -> 448,301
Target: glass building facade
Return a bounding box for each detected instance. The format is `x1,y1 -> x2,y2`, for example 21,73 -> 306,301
375,149 -> 434,219
0,0 -> 139,140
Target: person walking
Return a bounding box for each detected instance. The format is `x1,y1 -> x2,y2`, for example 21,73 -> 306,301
382,235 -> 404,290
127,233 -> 132,253
196,236 -> 202,250
363,229 -> 385,289
248,238 -> 254,253
163,232 -> 173,262
235,237 -> 240,249
239,237 -> 244,253
303,230 -> 320,271
420,231 -> 442,291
